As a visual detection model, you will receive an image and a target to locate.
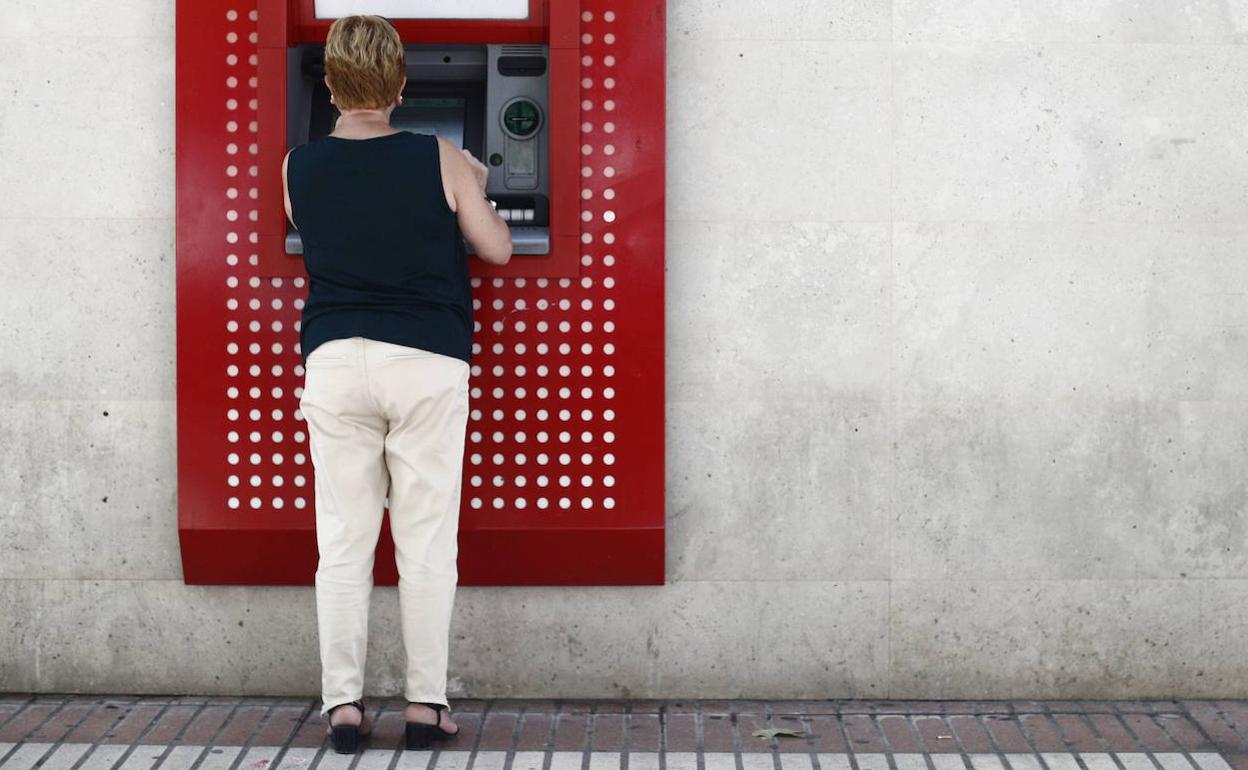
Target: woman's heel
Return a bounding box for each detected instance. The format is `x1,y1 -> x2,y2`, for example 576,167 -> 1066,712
404,701 -> 457,750
331,723 -> 360,754
326,699 -> 367,754
405,719 -> 440,750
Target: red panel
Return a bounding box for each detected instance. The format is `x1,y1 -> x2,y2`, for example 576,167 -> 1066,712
176,0 -> 665,585
182,525 -> 663,585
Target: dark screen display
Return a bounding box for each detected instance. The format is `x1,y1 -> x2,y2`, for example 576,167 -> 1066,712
389,97 -> 466,148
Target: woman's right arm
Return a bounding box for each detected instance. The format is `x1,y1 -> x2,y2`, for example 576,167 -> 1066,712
437,137 -> 512,265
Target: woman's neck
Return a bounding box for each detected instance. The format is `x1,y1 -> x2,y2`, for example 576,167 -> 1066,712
330,109 -> 397,139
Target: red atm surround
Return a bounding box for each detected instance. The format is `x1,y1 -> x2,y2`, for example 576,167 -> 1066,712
175,0 -> 666,585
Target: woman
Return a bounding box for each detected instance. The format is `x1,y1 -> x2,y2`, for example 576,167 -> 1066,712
281,13 -> 512,755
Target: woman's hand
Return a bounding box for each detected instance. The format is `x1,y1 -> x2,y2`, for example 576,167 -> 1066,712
461,148 -> 489,191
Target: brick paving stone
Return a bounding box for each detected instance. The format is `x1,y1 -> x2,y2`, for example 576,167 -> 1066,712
177,704 -> 235,744
141,704 -> 199,744
1155,712 -> 1218,751
800,700 -> 836,714
553,710 -> 590,751
478,709 -> 519,750
1215,701 -> 1248,739
700,701 -> 738,715
1018,713 -> 1067,751
701,713 -> 735,752
806,715 -> 848,752
740,725 -> 781,755
627,700 -> 663,714
366,707 -> 407,751
0,703 -> 23,729
28,700 -> 94,742
103,703 -> 165,744
592,711 -> 626,751
772,713 -> 811,754
663,712 -> 698,752
628,711 -> 661,752
913,715 -> 959,753
736,712 -> 771,750
948,714 -> 996,752
1121,713 -> 1180,751
1183,702 -> 1248,752
876,714 -> 923,752
735,701 -> 771,716
843,714 -> 888,752
64,701 -> 126,743
983,714 -> 1031,752
1050,714 -> 1103,752
1118,698 -> 1153,713
0,702 -> 59,741
2,696 -> 1247,765
285,707 -> 329,749
1086,713 -> 1142,751
448,710 -> 482,748
213,703 -> 269,745
251,705 -> 308,746
517,710 -> 554,751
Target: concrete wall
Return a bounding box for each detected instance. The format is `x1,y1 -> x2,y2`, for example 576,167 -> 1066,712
2,0 -> 1246,700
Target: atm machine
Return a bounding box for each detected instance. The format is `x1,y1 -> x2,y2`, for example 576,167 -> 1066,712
256,0 -> 581,277
175,0 -> 666,585
284,42 -> 555,257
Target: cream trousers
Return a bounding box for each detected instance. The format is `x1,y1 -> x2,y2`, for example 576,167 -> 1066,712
298,335 -> 470,717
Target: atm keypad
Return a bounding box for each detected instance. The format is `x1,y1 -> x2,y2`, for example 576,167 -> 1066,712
499,208 -> 536,222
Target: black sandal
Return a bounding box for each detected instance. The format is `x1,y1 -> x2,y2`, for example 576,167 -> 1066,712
405,701 -> 458,750
326,699 -> 367,754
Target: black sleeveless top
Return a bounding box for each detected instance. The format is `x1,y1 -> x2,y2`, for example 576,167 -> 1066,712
286,131 -> 473,365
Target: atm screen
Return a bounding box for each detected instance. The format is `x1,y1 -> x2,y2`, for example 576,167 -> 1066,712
391,97 -> 466,149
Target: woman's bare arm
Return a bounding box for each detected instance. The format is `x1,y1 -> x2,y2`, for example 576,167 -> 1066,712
281,148 -> 296,229
437,137 -> 512,265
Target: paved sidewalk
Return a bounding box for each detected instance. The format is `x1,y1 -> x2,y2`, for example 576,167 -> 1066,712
0,697 -> 1243,770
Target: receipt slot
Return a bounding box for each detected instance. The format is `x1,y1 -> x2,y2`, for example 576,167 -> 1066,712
175,0 -> 666,585
257,0 -> 582,277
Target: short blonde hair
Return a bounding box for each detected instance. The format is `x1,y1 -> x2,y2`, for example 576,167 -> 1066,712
324,15 -> 405,111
